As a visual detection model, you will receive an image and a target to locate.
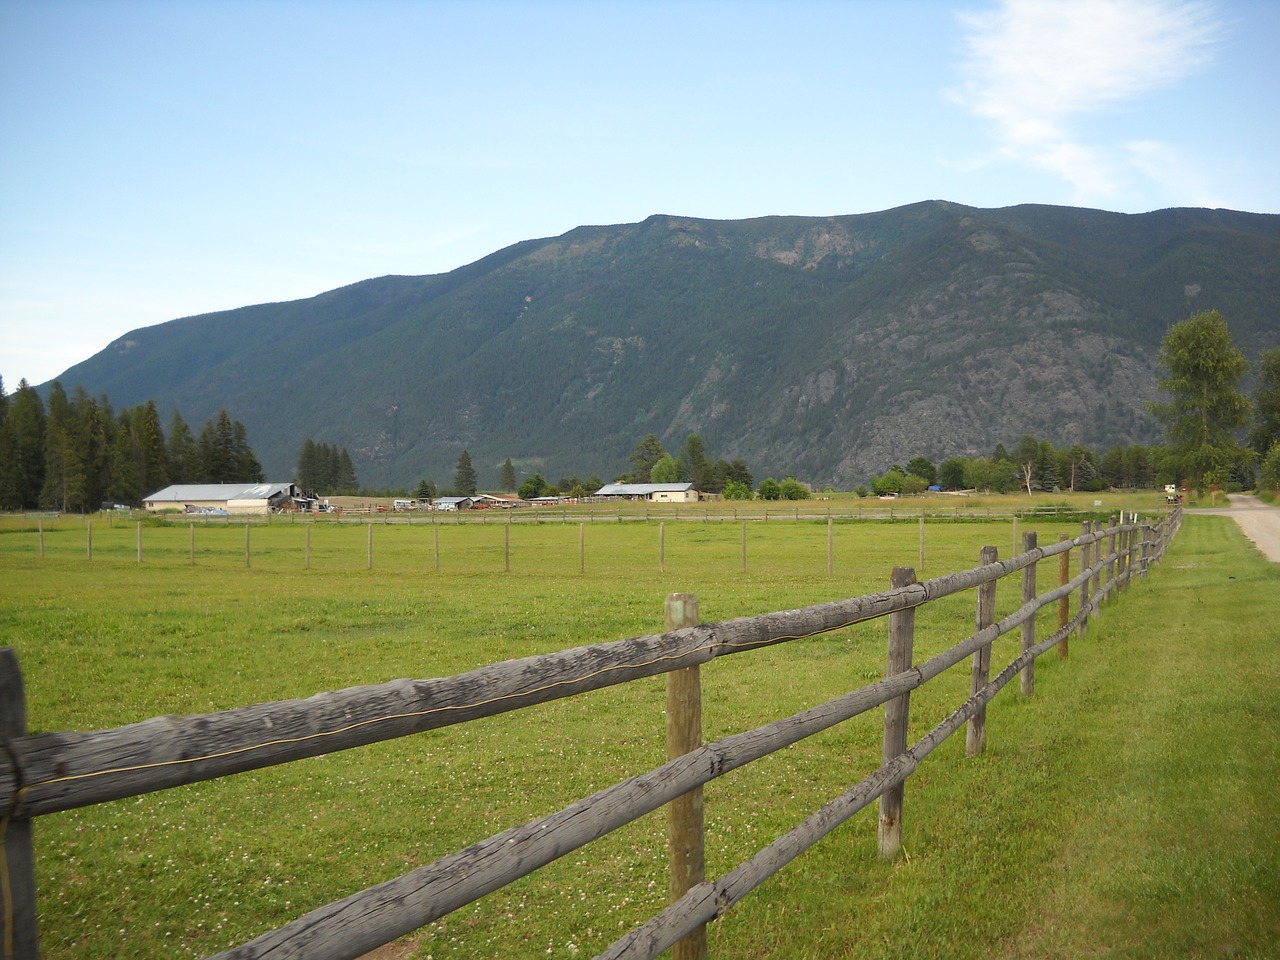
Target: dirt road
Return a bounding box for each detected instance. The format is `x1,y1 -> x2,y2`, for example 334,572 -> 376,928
1189,494 -> 1280,562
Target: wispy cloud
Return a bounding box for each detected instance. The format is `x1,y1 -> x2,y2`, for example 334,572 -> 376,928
951,0 -> 1223,202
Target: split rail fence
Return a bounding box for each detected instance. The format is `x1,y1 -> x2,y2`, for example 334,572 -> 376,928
0,508 -> 1180,960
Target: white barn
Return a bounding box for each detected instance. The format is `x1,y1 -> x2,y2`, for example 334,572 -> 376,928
142,482 -> 300,515
594,482 -> 699,503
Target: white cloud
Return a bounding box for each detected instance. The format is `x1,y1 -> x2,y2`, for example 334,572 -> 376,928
952,0 -> 1223,201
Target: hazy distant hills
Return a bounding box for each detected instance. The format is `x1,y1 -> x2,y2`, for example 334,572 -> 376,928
49,201 -> 1280,489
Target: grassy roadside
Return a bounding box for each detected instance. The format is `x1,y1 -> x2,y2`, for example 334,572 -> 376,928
4,512 -> 1275,958
706,514 -> 1280,960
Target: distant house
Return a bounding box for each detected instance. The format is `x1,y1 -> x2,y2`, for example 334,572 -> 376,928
142,482 -> 300,515
594,482 -> 699,503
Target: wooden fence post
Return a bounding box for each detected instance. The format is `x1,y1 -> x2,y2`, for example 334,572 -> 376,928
367,523 -> 373,571
37,519 -> 44,559
741,522 -> 747,573
967,546 -> 998,756
305,525 -> 311,570
665,594 -> 705,960
1077,521 -> 1090,636
1,647 -> 39,958
1057,534 -> 1070,659
659,522 -> 666,574
829,516 -> 835,575
1116,515 -> 1129,592
1128,518 -> 1142,585
504,519 -> 510,573
86,518 -> 92,559
245,524 -> 251,569
189,522 -> 195,565
1107,515 -> 1118,601
1090,520 -> 1101,621
579,523 -> 585,574
879,567 -> 916,859
1020,531 -> 1037,697
136,521 -> 143,563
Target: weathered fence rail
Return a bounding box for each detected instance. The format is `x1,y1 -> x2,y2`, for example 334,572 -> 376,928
0,509 -> 1180,959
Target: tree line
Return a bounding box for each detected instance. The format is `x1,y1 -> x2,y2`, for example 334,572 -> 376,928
865,312 -> 1280,496
295,438 -> 359,496
416,435 -> 812,503
0,378 -> 264,512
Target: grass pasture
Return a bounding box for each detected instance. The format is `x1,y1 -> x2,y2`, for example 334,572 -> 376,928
2,506 -> 1276,959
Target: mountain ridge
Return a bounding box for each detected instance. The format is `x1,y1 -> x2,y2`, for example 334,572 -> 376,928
45,201 -> 1280,489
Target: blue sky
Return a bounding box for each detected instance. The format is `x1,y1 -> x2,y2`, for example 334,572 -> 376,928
2,0 -> 1277,391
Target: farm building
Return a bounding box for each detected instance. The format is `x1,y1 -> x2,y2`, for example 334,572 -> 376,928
433,496 -> 475,511
593,482 -> 699,503
142,482 -> 301,515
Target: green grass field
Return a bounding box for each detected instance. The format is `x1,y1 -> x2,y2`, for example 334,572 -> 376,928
2,503 -> 1275,959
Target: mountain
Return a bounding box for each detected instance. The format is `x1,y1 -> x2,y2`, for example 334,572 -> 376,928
47,201 -> 1280,489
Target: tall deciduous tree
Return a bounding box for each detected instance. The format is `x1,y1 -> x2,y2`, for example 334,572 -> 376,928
1248,348 -> 1280,461
1151,310 -> 1252,490
650,453 -> 680,482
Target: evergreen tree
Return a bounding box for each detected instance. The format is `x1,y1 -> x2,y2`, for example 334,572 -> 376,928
335,448 -> 358,493
198,411 -> 238,482
39,382 -> 70,510
296,437 -> 321,492
500,458 -> 517,492
413,478 -> 437,501
725,458 -> 752,490
108,412 -> 142,504
1036,440 -> 1061,492
166,411 -> 200,483
232,419 -> 264,482
1151,310 -> 1252,489
7,380 -> 45,508
0,376 -> 18,509
454,449 -> 477,496
627,434 -> 665,483
132,400 -> 168,495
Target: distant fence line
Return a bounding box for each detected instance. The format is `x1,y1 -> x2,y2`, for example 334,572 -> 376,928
1,508 -> 1180,959
11,499 -> 1143,528
13,506 -> 1173,576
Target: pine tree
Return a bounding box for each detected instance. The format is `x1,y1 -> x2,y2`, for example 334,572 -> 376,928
335,448 -> 358,493
166,411 -> 200,483
454,449 -> 477,496
108,412 -> 141,504
296,438 -> 321,492
133,400 -> 168,495
500,458 -> 517,492
232,419 -> 265,482
7,380 -> 45,508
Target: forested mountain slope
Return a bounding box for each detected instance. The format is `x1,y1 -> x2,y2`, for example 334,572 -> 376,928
47,201 -> 1280,488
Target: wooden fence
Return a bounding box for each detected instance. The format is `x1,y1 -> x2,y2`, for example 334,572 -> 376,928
0,509 -> 1180,960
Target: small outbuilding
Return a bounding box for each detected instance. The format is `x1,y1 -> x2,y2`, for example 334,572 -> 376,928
143,482 -> 301,515
433,496 -> 475,511
594,482 -> 699,503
